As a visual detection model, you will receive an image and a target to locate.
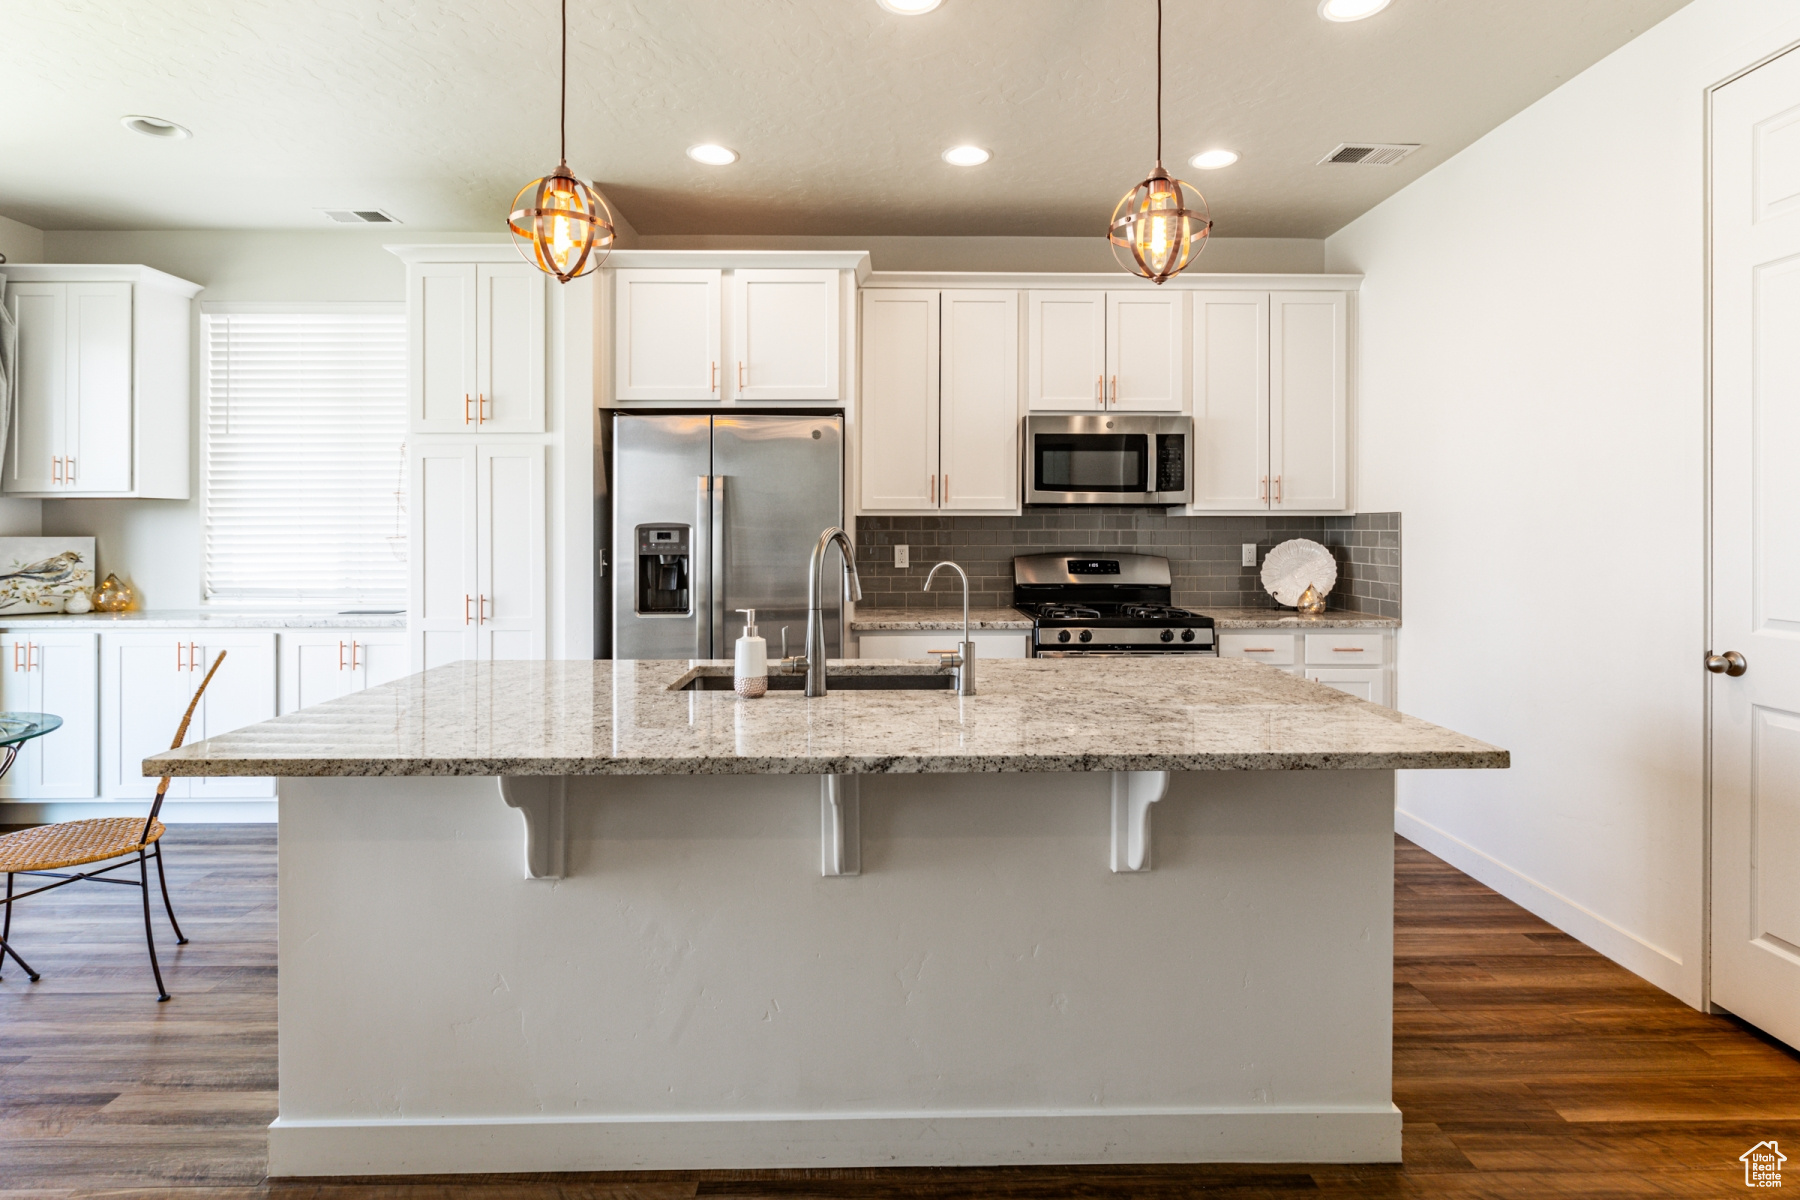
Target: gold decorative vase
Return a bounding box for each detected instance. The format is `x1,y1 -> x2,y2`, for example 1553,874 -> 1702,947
1296,584 -> 1326,616
92,573 -> 134,612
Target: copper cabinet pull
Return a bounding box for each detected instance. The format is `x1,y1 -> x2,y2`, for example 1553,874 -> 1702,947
738,361 -> 746,389
351,640 -> 361,671
189,642 -> 199,672
1096,375 -> 1103,407
338,640 -> 347,670
1259,476 -> 1268,503
176,642 -> 185,672
27,642 -> 36,672
930,474 -> 937,505
463,393 -> 473,425
66,457 -> 73,483
1332,647 -> 1365,653
1242,647 -> 1276,653
1110,375 -> 1118,407
1274,475 -> 1283,503
10,642 -> 18,672
477,393 -> 489,423
464,594 -> 473,625
478,595 -> 489,624
710,361 -> 718,393
943,474 -> 949,503
51,456 -> 61,484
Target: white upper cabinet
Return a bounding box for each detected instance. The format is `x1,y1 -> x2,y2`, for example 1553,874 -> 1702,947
1184,287 -> 1348,513
1106,291 -> 1184,411
1027,291 -> 1107,411
859,289 -> 940,512
939,290 -> 1019,511
1190,292 -> 1270,510
410,261 -> 545,432
731,269 -> 841,401
1,265 -> 197,499
613,269 -> 722,402
409,441 -> 546,669
1027,289 -> 1183,412
859,288 -> 1019,514
1270,290 -> 1348,511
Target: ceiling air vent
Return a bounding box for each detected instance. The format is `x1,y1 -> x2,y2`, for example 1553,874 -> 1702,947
1318,143 -> 1420,166
318,208 -> 401,224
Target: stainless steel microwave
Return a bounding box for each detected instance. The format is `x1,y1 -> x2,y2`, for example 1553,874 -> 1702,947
1024,414 -> 1193,505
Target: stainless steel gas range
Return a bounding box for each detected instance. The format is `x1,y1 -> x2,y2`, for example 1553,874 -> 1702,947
1012,553 -> 1216,658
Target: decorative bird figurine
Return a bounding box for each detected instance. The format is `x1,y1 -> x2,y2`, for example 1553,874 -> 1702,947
0,550 -> 85,586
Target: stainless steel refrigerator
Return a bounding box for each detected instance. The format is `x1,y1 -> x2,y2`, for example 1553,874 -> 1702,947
610,413 -> 845,660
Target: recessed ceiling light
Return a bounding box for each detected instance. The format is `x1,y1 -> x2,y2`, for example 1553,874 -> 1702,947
877,0 -> 942,13
1318,0 -> 1390,21
120,114 -> 191,140
942,145 -> 990,166
687,143 -> 738,166
1190,149 -> 1239,170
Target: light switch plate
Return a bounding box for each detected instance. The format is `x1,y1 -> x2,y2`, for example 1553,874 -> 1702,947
1242,544 -> 1258,567
895,544 -> 910,569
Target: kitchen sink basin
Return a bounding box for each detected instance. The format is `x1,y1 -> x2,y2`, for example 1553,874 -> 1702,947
678,672 -> 956,692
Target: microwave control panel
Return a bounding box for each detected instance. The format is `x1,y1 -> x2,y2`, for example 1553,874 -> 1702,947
1155,434 -> 1186,493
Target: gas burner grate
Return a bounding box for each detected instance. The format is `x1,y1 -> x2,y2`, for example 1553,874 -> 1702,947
1034,604 -> 1103,621
1118,604 -> 1196,621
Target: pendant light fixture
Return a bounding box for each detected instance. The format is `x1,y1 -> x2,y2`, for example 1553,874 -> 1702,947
507,0 -> 614,283
1108,0 -> 1211,284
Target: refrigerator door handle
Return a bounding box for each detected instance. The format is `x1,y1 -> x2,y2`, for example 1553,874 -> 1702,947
696,474 -> 712,658
711,475 -> 726,657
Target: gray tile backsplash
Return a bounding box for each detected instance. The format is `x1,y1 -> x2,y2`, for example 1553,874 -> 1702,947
854,510 -> 1401,618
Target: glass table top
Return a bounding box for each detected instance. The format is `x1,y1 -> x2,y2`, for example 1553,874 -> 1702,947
0,713 -> 62,746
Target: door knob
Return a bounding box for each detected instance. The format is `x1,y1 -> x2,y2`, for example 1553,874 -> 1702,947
1706,651 -> 1747,677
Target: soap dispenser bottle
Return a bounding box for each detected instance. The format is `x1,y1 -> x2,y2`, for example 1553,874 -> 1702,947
734,609 -> 768,698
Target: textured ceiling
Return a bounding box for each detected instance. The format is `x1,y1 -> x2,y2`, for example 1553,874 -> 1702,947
0,0 -> 1691,238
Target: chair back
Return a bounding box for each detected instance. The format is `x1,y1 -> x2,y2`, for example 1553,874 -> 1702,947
142,651 -> 228,846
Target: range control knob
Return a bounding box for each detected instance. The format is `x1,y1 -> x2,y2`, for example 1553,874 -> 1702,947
1078,629 -> 1093,643
1181,628 -> 1196,642
1160,629 -> 1174,643
1057,629 -> 1071,644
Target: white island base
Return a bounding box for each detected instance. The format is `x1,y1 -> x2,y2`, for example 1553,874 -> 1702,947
269,767 -> 1400,1177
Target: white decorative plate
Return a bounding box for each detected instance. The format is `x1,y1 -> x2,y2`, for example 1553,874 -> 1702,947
1260,538 -> 1338,607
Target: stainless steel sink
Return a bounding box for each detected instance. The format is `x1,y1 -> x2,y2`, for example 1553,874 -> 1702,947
679,673 -> 955,692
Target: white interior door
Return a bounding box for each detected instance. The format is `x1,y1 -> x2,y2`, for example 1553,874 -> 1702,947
939,289 -> 1018,511
475,263 -> 546,432
6,282 -> 65,494
1190,291 -> 1270,510
1709,46 -> 1800,1050
1105,291 -> 1183,412
410,443 -> 479,669
477,444 -> 546,660
613,269 -> 722,401
858,289 -> 940,511
410,263 -> 478,432
65,281 -> 134,492
1026,291 -> 1106,411
731,269 -> 840,401
1269,290 -> 1348,511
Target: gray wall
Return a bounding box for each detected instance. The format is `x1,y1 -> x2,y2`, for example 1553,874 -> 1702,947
853,511 -> 1400,616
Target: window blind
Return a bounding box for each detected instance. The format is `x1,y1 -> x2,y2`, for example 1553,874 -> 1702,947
203,312 -> 407,606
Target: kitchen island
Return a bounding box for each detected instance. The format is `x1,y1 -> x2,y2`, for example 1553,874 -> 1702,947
149,656 -> 1504,1178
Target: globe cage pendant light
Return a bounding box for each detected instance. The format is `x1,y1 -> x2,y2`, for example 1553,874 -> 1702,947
1108,0 -> 1211,284
507,0 -> 615,283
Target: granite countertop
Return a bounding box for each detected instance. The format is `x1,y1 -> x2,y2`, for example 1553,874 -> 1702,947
0,610 -> 406,630
849,606 -> 1400,631
147,657 -> 1503,779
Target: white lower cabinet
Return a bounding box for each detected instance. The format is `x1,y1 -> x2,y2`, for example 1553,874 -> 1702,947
1304,667 -> 1388,706
101,632 -> 277,801
279,631 -> 409,714
1221,628 -> 1394,707
853,631 -> 1032,660
0,632 -> 99,800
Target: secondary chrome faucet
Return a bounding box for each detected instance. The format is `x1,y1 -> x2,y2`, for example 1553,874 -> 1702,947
924,560 -> 976,696
798,526 -> 863,698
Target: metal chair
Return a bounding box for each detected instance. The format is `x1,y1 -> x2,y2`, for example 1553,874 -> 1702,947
0,651 -> 226,1002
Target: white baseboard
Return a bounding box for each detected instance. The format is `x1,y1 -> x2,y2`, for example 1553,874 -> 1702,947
1395,809 -> 1696,1005
0,800 -> 276,824
269,1106 -> 1403,1177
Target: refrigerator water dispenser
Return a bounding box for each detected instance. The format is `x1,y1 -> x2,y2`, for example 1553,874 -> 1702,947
636,526 -> 691,614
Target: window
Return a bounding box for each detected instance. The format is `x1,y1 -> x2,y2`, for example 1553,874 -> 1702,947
203,311 -> 407,607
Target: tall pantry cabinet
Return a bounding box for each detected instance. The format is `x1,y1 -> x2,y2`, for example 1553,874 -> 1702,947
394,246 -> 550,670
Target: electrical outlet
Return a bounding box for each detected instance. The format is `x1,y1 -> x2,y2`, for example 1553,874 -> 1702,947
1242,543 -> 1258,567
895,544 -> 910,569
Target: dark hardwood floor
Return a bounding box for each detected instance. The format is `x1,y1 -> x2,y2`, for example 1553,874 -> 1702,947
0,825 -> 1794,1198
